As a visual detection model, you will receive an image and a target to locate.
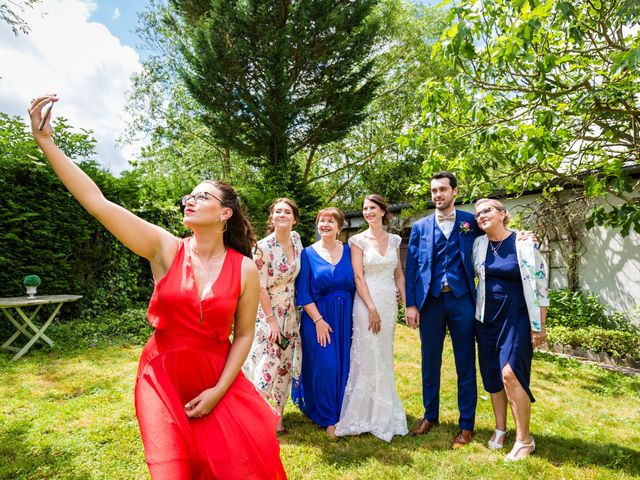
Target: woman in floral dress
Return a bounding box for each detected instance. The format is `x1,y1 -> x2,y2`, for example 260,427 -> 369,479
243,198 -> 303,432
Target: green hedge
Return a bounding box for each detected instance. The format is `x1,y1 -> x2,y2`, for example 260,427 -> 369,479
547,325 -> 640,361
1,115 -> 149,318
545,289 -> 640,361
0,113 -> 185,331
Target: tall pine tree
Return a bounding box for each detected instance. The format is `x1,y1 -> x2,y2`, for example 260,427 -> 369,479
165,0 -> 382,236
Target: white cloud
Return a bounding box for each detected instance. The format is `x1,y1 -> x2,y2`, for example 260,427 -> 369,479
0,0 -> 143,174
113,6 -> 120,20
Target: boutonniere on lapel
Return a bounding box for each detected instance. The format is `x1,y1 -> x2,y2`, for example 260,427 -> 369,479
459,221 -> 471,235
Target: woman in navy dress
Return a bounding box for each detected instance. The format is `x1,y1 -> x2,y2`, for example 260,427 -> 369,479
472,199 -> 549,461
293,207 -> 355,438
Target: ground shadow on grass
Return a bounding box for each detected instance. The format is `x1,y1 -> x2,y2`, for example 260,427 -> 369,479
0,420 -> 90,480
532,433 -> 640,476
280,411 -> 478,468
281,410 -> 640,476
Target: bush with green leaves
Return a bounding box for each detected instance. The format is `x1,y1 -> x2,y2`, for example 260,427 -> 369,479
545,288 -> 640,361
547,325 -> 640,361
0,113 -> 184,329
546,289 -> 608,329
48,307 -> 153,350
22,274 -> 41,287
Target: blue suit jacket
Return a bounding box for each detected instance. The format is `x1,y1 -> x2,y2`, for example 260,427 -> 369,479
405,209 -> 482,310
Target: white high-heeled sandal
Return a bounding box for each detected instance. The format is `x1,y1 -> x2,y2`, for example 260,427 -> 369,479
487,429 -> 507,450
504,437 -> 535,461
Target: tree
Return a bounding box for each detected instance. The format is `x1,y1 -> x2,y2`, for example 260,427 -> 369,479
411,0 -> 640,235
0,0 -> 41,35
308,1 -> 449,209
161,0 -> 383,234
127,1 -> 449,238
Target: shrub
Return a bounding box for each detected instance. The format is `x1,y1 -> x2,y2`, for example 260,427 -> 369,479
546,289 -> 607,329
547,325 -> 640,361
48,307 -> 153,350
0,114 -> 185,329
23,275 -> 41,287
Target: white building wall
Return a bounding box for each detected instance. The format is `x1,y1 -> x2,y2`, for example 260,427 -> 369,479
345,193 -> 640,321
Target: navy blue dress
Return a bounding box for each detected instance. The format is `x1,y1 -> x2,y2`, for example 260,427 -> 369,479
292,244 -> 355,427
476,232 -> 535,402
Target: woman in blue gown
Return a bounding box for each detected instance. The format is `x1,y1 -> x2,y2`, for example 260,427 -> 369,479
472,199 -> 549,461
293,207 -> 355,438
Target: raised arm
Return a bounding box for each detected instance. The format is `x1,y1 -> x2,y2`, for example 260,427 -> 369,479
28,95 -> 177,276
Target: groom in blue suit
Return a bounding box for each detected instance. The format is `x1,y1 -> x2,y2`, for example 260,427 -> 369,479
405,171 -> 481,447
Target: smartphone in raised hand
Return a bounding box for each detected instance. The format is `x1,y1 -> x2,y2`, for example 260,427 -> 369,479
38,101 -> 53,131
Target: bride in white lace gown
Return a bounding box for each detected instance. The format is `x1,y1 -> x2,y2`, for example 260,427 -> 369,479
334,195 -> 408,442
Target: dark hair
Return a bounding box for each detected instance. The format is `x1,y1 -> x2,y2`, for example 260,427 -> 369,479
266,197 -> 299,234
316,207 -> 345,230
362,194 -> 393,226
431,171 -> 458,190
203,180 -> 256,257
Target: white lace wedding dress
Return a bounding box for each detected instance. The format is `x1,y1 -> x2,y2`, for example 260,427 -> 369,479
334,232 -> 408,442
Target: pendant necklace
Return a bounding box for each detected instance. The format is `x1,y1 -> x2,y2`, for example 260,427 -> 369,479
489,232 -> 511,256
489,240 -> 503,256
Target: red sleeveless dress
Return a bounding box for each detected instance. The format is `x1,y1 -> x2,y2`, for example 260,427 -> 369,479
135,240 -> 287,479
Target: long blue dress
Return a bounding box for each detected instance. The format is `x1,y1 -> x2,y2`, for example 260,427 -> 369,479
476,232 -> 535,402
292,244 -> 355,427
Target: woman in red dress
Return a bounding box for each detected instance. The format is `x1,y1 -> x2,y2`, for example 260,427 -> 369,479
28,95 -> 287,479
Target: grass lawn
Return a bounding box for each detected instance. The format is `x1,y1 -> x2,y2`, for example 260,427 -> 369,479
1,323 -> 639,479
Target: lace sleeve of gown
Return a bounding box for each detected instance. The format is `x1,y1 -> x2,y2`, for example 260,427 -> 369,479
348,233 -> 364,251
390,233 -> 402,252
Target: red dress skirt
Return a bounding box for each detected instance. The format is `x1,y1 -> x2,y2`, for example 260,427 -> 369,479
135,241 -> 287,479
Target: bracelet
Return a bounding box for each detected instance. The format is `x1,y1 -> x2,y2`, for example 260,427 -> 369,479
265,313 -> 275,319
313,316 -> 323,324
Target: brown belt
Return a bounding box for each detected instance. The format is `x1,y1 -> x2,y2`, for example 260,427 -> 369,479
441,285 -> 452,293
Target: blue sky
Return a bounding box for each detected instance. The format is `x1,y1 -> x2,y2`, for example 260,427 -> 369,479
88,1 -> 148,54
88,0 -> 444,58
0,0 -> 146,173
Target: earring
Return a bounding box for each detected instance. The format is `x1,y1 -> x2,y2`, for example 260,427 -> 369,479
215,218 -> 228,233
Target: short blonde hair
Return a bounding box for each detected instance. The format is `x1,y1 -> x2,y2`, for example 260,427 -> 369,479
316,207 -> 345,230
475,198 -> 511,227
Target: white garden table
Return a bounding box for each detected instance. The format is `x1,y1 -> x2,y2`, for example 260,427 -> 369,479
0,295 -> 82,361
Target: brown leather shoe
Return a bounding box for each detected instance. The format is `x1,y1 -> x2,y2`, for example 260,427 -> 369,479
452,429 -> 473,448
409,419 -> 439,436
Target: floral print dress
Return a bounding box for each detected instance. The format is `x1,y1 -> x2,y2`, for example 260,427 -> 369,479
242,231 -> 303,407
